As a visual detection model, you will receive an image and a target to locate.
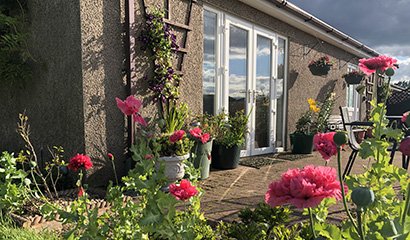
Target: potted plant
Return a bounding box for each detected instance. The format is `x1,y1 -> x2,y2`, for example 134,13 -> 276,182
308,56 -> 333,76
290,92 -> 336,154
343,70 -> 365,85
211,110 -> 250,169
188,123 -> 212,180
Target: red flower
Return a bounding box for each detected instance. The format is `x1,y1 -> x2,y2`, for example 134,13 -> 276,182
189,127 -> 202,138
200,133 -> 211,144
169,130 -> 185,143
314,132 -> 338,161
400,137 -> 410,156
115,96 -> 147,126
359,55 -> 397,75
67,154 -> 93,172
169,179 -> 198,201
402,112 -> 410,125
265,165 -> 346,209
107,153 -> 114,160
78,186 -> 85,197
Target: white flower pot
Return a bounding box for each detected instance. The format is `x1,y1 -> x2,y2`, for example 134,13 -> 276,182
157,154 -> 189,182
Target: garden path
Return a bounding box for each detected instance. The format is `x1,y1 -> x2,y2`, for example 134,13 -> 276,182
200,150 -> 406,224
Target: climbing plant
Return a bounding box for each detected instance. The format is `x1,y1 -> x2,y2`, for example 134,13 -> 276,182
0,0 -> 31,84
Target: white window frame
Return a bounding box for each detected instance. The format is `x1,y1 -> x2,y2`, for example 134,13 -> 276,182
346,63 -> 360,121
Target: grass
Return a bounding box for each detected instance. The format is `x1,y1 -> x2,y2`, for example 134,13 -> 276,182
0,220 -> 61,240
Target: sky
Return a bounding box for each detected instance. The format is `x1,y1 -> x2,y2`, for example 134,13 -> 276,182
289,0 -> 410,83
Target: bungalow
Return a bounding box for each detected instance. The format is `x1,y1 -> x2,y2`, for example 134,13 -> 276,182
0,0 -> 379,185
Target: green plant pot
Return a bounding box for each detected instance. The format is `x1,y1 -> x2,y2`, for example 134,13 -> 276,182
290,132 -> 314,154
211,143 -> 240,170
308,64 -> 331,76
191,140 -> 213,179
344,75 -> 363,85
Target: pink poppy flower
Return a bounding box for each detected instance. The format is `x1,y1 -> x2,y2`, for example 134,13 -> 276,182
169,179 -> 198,201
265,165 -> 346,209
78,186 -> 85,197
314,132 -> 338,161
67,154 -> 93,172
399,137 -> 410,156
115,96 -> 147,126
200,133 -> 211,144
402,112 -> 410,125
189,127 -> 202,138
169,130 -> 185,143
359,55 -> 397,75
116,96 -> 142,116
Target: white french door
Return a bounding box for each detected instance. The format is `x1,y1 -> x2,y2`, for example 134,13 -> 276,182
223,16 -> 278,157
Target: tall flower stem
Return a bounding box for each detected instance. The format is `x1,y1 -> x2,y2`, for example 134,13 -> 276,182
337,148 -> 359,233
356,209 -> 365,240
308,208 -> 317,238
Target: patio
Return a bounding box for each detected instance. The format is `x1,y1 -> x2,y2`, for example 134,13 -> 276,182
200,149 -> 405,223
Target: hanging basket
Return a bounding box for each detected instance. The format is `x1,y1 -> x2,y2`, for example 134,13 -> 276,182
344,74 -> 363,85
308,64 -> 331,76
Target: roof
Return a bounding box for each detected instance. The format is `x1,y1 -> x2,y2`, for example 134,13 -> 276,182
239,0 -> 380,58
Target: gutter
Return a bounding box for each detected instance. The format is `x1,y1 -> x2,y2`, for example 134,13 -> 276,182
238,0 -> 380,58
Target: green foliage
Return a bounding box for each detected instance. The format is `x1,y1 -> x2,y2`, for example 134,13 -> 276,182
316,91 -> 336,133
216,203 -> 302,240
212,110 -> 250,147
0,151 -> 31,215
0,0 -> 32,84
42,133 -> 212,240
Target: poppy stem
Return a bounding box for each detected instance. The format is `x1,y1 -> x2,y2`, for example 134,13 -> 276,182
337,148 -> 360,233
308,208 -> 317,238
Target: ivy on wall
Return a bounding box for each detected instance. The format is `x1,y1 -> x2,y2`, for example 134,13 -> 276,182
0,0 -> 31,84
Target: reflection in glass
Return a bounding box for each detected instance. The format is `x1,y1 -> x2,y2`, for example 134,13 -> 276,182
276,38 -> 286,147
255,35 -> 271,148
203,10 -> 217,114
228,25 -> 248,117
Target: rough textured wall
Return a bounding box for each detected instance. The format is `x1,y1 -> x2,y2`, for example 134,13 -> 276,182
79,0 -> 126,186
0,0 -> 85,159
204,0 -> 362,149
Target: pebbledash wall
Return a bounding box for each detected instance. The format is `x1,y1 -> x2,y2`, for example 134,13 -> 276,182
0,0 -> 370,185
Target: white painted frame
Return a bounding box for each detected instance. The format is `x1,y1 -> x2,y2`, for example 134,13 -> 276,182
203,6 -> 288,156
346,63 -> 360,121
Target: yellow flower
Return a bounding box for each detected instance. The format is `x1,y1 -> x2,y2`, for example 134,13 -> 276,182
307,98 -> 316,106
310,105 -> 320,113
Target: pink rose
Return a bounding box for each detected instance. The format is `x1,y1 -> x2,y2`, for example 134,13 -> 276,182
359,55 -> 397,76
265,165 -> 346,209
314,132 -> 338,161
169,130 -> 185,143
169,179 -> 198,201
67,154 -> 93,172
399,137 -> 410,156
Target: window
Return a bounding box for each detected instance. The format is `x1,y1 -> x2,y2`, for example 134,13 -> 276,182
346,64 -> 360,120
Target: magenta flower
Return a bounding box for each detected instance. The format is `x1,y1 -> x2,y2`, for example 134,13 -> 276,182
115,96 -> 147,126
169,130 -> 185,143
169,179 -> 198,201
189,127 -> 211,144
200,133 -> 211,144
265,165 -> 346,209
314,132 -> 338,161
400,137 -> 410,156
402,112 -> 410,125
359,55 -> 397,75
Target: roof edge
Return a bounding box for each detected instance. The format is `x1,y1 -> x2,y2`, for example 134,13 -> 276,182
238,0 -> 380,58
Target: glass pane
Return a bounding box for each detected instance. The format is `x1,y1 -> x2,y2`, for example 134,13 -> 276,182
276,38 -> 286,147
255,35 -> 271,148
203,10 -> 217,115
228,25 -> 248,117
